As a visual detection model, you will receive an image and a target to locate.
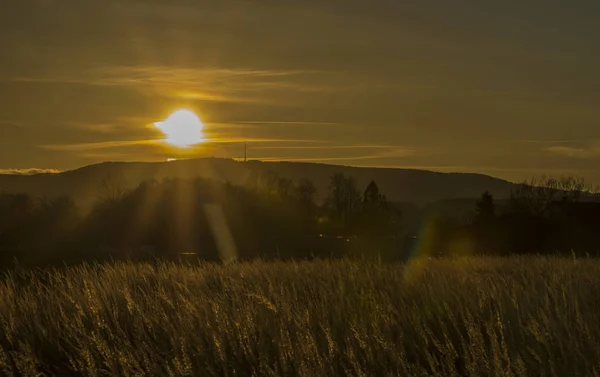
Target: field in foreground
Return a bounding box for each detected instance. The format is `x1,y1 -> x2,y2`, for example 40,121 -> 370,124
0,258 -> 599,376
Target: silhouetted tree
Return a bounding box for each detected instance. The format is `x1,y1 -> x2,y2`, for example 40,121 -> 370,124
356,180 -> 398,243
295,179 -> 318,206
325,173 -> 361,230
0,193 -> 82,267
276,177 -> 294,198
475,191 -> 495,222
260,171 -> 280,196
0,193 -> 37,248
509,175 -> 589,216
96,172 -> 127,205
363,180 -> 386,204
293,179 -> 319,234
464,175 -> 599,256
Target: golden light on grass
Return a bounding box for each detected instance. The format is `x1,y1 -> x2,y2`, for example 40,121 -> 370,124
2,258 -> 600,375
154,109 -> 205,148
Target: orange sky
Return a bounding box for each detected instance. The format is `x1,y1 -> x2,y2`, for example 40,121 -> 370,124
1,0 -> 599,184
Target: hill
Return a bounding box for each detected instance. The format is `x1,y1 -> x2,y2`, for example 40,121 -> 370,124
0,158 -> 517,208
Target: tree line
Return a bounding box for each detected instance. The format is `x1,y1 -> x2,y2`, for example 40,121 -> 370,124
1,172 -> 599,268
0,171 -> 401,267
423,176 -> 600,258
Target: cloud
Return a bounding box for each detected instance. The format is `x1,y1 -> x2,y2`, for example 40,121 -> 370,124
252,145 -> 417,163
256,155 -> 407,163
255,144 -> 407,150
231,121 -> 344,126
544,146 -> 600,159
521,140 -> 579,144
77,152 -> 147,161
0,120 -> 22,128
40,140 -> 160,152
40,137 -> 323,153
8,66 -> 340,104
206,137 -> 322,144
205,121 -> 352,137
0,168 -> 61,175
62,122 -> 123,134
9,67 -> 320,86
388,165 -> 583,174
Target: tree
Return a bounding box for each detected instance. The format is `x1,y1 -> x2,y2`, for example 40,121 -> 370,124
363,180 -> 383,204
475,191 -> 495,221
260,171 -> 280,195
361,181 -> 390,226
277,177 -> 294,198
0,193 -> 37,248
251,171 -> 293,198
293,179 -> 319,233
295,179 -> 318,206
358,180 -> 396,236
509,175 -> 590,216
325,173 -> 361,228
96,172 -> 127,205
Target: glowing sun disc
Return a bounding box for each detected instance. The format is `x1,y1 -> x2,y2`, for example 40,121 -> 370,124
154,109 -> 205,148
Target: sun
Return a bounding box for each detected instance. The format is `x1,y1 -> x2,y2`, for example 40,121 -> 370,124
154,109 -> 205,148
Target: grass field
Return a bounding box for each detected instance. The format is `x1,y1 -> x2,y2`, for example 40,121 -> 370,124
0,257 -> 599,376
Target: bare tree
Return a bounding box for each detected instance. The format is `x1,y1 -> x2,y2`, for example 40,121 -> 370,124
475,191 -> 496,221
277,177 -> 294,198
295,179 -> 318,206
510,175 -> 591,215
254,171 -> 280,196
326,173 -> 361,226
96,172 -> 127,205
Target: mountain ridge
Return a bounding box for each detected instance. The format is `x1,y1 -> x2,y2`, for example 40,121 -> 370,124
0,158 -> 518,207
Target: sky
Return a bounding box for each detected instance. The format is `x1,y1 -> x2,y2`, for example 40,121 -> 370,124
1,0 -> 599,184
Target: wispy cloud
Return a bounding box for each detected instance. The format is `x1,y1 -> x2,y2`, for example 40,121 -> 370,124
206,121 -> 351,135
544,146 -> 600,159
257,155 -> 407,163
205,137 -> 322,144
230,121 -> 344,126
40,137 -> 323,153
255,144 -> 405,150
9,66 -> 340,104
9,67 -> 316,85
521,140 -> 580,144
77,152 -> 148,161
62,122 -> 124,134
253,145 -> 417,163
0,168 -> 61,175
40,140 -> 160,152
0,120 -> 22,128
88,66 -> 328,92
387,165 -> 584,174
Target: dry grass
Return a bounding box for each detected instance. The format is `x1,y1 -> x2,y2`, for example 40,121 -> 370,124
0,257 -> 599,376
